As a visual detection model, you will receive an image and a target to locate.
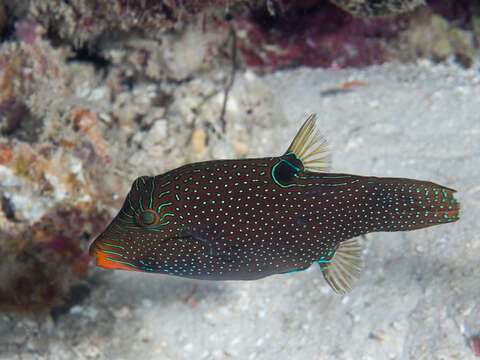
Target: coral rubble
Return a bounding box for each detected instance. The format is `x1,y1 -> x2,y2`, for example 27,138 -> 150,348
330,0 -> 425,17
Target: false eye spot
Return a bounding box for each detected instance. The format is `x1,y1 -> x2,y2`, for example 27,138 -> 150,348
272,159 -> 299,187
276,162 -> 295,182
137,210 -> 159,227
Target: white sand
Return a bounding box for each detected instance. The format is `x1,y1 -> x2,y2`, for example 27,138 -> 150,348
3,60 -> 478,360
91,61 -> 479,360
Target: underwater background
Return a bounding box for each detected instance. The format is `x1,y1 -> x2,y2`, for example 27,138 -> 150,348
0,1 -> 479,359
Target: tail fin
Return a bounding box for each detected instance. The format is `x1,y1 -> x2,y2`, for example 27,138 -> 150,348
415,183 -> 460,227
364,178 -> 460,232
428,185 -> 460,222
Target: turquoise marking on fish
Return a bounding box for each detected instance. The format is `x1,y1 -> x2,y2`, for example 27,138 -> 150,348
89,115 -> 460,294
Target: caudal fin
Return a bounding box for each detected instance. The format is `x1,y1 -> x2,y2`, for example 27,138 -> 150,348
402,181 -> 459,229
365,178 -> 460,232
426,185 -> 460,224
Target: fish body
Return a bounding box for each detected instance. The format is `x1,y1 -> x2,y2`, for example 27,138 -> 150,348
90,115 -> 460,293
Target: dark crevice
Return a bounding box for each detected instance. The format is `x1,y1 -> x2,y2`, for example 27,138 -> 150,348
1,194 -> 16,221
50,284 -> 91,321
0,12 -> 16,43
45,23 -> 65,48
66,44 -> 111,74
0,98 -> 42,142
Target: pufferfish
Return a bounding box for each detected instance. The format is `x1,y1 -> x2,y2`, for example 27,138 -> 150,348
89,115 -> 460,294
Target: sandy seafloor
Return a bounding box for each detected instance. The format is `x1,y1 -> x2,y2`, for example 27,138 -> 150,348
2,60 -> 480,360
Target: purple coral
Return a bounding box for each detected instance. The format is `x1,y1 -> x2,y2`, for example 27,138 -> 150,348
15,19 -> 41,45
234,2 -> 400,70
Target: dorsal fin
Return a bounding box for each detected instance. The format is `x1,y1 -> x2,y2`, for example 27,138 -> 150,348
287,114 -> 330,172
319,237 -> 363,294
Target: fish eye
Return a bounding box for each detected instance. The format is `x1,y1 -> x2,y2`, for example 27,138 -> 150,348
137,210 -> 158,227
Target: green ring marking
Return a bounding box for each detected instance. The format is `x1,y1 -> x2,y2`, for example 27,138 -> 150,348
158,190 -> 171,199
149,177 -> 155,209
158,213 -> 175,222
117,217 -> 137,224
157,202 -> 173,214
106,257 -> 138,268
128,193 -> 139,216
120,210 -> 134,218
97,248 -> 126,258
101,242 -> 125,250
271,159 -> 306,188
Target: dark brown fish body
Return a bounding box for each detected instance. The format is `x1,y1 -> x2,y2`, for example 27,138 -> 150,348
90,115 -> 460,293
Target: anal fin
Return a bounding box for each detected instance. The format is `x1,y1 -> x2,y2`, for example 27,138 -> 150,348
319,237 -> 363,294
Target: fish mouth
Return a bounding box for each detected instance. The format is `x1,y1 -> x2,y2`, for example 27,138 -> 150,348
88,234 -> 140,272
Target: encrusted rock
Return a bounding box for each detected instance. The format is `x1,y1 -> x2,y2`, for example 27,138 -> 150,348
330,0 -> 425,17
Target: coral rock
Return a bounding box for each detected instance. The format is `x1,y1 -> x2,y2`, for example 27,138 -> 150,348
330,0 -> 425,17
